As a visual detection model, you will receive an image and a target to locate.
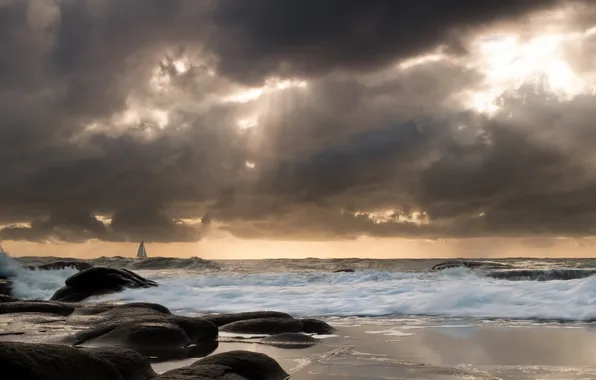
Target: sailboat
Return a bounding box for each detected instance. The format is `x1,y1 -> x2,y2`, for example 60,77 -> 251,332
136,241 -> 148,259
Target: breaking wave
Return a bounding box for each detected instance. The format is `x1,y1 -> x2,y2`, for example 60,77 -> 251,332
0,250 -> 77,299
100,267 -> 596,321
486,269 -> 596,281
5,252 -> 596,321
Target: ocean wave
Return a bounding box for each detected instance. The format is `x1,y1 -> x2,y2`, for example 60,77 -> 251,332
0,251 -> 77,299
486,268 -> 596,281
98,268 -> 596,321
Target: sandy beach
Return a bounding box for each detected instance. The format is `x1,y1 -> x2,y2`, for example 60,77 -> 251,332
150,319 -> 596,379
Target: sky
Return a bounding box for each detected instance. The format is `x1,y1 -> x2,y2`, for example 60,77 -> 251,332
2,0 -> 596,258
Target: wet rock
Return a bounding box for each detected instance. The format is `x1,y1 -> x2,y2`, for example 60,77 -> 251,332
27,261 -> 93,272
299,318 -> 335,334
0,300 -> 76,315
82,347 -> 157,380
221,317 -> 303,335
73,309 -> 218,345
333,268 -> 355,273
0,342 -> 126,380
81,322 -> 192,357
156,350 -> 288,380
76,302 -> 172,317
51,267 -> 158,302
261,332 -> 318,348
110,302 -> 171,315
204,311 -> 293,327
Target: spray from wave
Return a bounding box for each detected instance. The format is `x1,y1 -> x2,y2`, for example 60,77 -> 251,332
98,267 -> 596,321
0,248 -> 77,299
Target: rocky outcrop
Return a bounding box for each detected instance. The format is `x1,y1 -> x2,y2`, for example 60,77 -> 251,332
51,267 -> 158,302
156,350 -> 288,380
213,312 -> 334,338
0,300 -> 336,363
0,342 -> 286,380
72,303 -> 218,358
80,347 -> 157,380
0,342 -> 129,380
220,317 -> 304,335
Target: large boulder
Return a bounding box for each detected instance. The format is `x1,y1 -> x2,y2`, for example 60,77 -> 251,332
220,317 -> 304,335
51,267 -> 158,302
72,305 -> 218,359
0,342 -> 127,380
156,350 -> 288,380
81,347 -> 157,380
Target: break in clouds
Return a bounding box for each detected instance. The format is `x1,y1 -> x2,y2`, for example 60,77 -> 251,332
1,0 -> 596,243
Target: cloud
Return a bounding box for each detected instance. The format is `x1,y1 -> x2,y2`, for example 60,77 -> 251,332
0,0 -> 595,242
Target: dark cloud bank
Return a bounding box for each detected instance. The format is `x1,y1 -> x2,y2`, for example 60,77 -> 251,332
0,0 -> 595,243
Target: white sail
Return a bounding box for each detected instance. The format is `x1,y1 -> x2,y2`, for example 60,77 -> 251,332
136,241 -> 147,259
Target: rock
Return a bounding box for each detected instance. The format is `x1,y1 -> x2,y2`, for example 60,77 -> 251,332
0,342 -> 126,380
261,333 -> 318,349
82,347 -> 157,380
73,302 -> 171,319
83,322 -> 191,347
81,320 -> 219,360
333,268 -> 355,273
51,267 -> 158,302
109,302 -> 171,315
0,300 -> 76,315
76,302 -> 171,317
299,318 -> 335,334
221,317 -> 303,335
73,309 -> 218,345
204,311 -> 293,327
27,261 -> 93,272
156,350 -> 288,380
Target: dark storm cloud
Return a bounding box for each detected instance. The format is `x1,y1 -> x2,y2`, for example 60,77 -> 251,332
0,0 -> 594,242
210,0 -> 561,83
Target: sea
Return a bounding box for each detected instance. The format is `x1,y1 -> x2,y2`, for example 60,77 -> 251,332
4,254 -> 596,322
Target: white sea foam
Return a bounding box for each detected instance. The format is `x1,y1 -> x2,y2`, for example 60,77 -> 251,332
95,268 -> 596,321
0,251 -> 77,299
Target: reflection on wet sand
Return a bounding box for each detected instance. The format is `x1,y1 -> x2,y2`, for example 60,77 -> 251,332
153,321 -> 596,380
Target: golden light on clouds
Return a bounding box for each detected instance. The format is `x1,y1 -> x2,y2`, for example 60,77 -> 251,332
352,209 -> 430,225
462,32 -> 594,115
222,78 -> 308,104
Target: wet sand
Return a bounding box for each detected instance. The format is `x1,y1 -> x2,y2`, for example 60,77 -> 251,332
154,319 -> 596,380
